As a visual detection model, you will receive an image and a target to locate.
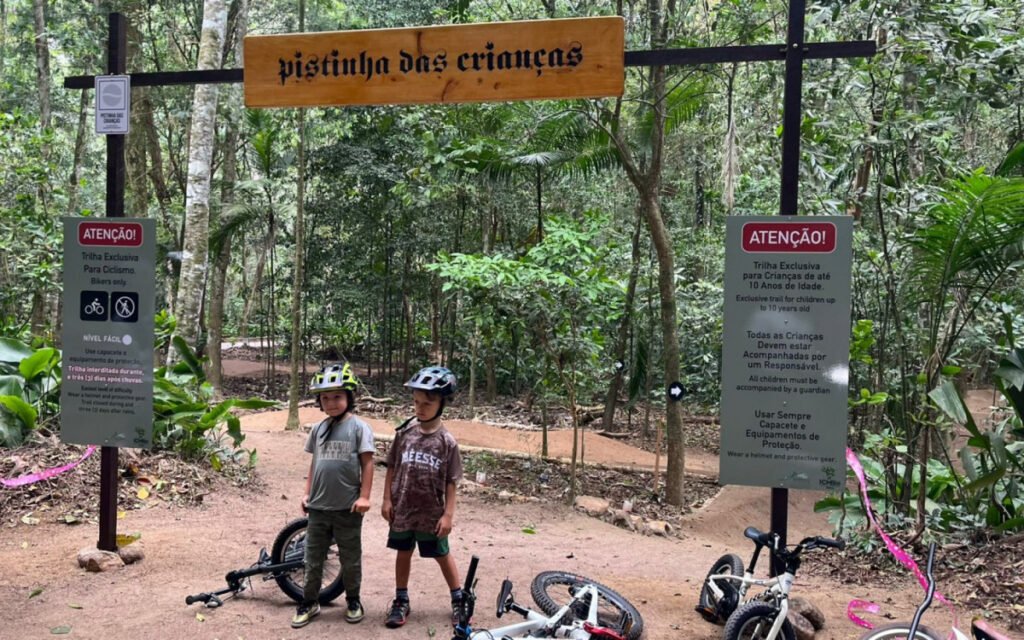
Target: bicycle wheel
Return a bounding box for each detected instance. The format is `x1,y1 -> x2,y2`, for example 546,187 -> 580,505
530,571 -> 644,640
270,518 -> 345,604
856,623 -> 944,640
723,601 -> 795,640
697,553 -> 744,623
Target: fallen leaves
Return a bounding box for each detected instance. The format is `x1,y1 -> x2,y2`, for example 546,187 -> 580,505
115,532 -> 141,547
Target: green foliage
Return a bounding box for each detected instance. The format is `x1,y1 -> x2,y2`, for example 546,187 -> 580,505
152,338 -> 275,468
430,211 -> 624,402
0,337 -> 60,447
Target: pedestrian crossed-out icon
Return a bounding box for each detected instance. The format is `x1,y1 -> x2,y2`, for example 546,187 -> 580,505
111,292 -> 139,323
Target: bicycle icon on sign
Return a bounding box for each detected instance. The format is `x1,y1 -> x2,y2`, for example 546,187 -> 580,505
80,291 -> 109,322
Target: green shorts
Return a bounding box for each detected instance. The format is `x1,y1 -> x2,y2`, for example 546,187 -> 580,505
387,529 -> 449,558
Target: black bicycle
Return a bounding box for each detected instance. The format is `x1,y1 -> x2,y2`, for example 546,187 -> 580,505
185,517 -> 344,607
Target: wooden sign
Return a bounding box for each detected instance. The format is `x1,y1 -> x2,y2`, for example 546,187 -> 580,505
244,17 -> 624,108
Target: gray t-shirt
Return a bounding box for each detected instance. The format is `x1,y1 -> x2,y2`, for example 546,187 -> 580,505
304,414 -> 375,511
386,421 -> 463,532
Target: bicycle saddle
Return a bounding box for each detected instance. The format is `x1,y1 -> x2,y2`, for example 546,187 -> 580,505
743,526 -> 774,545
972,619 -> 1015,640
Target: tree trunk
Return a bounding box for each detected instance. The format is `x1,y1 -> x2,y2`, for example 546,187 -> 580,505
601,211 -> 642,432
126,15 -> 149,218
172,0 -> 228,358
67,90 -> 89,215
286,108 -> 306,428
29,0 -> 51,337
208,0 -> 246,396
485,332 -> 497,402
640,186 -> 686,504
605,0 -> 686,505
285,0 -> 306,427
468,326 -> 478,418
32,0 -> 50,136
847,28 -> 888,220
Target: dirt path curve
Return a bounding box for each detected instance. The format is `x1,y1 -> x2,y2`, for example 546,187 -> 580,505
1,405 -> 941,639
244,407 -> 720,477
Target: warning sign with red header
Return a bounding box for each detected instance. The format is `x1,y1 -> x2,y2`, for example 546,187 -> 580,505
77,221 -> 144,247
741,221 -> 837,253
719,216 -> 853,490
61,217 -> 155,448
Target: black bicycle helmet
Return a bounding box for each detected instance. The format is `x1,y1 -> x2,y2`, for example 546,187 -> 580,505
404,366 -> 457,397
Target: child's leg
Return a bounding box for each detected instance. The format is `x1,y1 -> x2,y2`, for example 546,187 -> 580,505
434,552 -> 461,590
302,510 -> 331,604
394,549 -> 414,589
333,511 -> 364,600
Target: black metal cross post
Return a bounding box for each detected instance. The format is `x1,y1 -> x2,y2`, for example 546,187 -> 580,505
624,0 -> 874,573
67,2 -> 873,559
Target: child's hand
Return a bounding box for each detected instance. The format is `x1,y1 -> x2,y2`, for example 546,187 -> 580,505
435,513 -> 453,537
301,494 -> 309,513
381,501 -> 394,522
351,497 -> 371,514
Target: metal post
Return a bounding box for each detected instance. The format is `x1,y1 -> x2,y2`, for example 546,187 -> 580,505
771,0 -> 808,574
779,0 -> 806,217
98,11 -> 127,553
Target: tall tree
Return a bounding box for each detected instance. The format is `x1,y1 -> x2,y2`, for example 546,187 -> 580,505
208,0 -> 248,394
173,0 -> 228,357
29,0 -> 51,336
286,0 -> 307,429
604,0 -> 687,505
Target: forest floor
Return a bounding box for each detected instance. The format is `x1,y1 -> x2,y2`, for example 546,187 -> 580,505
0,350 -> 1021,639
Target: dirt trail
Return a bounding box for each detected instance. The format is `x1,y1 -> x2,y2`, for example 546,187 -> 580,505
0,405 -> 939,640
244,408 -> 720,477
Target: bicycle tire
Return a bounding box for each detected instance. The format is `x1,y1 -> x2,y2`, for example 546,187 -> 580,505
697,553 -> 745,623
856,623 -> 944,640
530,571 -> 644,640
270,518 -> 345,604
723,601 -> 795,640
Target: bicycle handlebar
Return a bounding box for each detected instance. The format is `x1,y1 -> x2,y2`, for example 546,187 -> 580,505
799,535 -> 845,551
464,555 -> 479,594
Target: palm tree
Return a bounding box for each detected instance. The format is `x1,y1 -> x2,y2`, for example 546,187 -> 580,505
902,143 -> 1024,538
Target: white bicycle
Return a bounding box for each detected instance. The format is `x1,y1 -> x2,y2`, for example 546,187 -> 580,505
452,555 -> 644,640
696,526 -> 845,640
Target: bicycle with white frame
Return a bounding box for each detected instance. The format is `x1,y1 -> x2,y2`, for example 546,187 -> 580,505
696,526 -> 845,640
451,555 -> 644,640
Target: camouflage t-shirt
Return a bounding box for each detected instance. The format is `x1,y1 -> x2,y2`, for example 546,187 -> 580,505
386,422 -> 463,532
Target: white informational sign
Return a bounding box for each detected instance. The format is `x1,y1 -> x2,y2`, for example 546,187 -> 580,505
95,75 -> 130,135
61,218 -> 155,447
719,216 -> 854,491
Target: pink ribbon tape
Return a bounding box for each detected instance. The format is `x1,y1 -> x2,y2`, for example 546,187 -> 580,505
845,447 -> 958,630
2,445 -> 97,488
847,599 -> 881,629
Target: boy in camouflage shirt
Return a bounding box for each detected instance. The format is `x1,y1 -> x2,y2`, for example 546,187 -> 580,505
381,366 -> 464,629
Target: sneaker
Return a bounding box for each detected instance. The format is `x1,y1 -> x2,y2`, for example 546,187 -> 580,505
385,598 -> 410,628
291,601 -> 321,628
345,598 -> 365,624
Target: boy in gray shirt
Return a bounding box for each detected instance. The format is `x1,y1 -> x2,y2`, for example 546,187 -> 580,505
292,363 -> 375,629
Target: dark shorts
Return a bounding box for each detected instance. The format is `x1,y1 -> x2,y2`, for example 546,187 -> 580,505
387,529 -> 449,558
